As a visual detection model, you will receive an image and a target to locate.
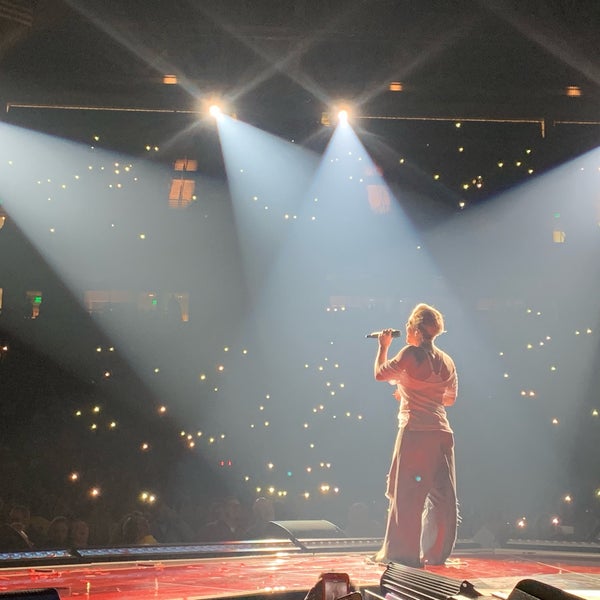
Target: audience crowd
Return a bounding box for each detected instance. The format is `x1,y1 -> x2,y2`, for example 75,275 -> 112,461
2,458 -> 599,554
0,479 -> 386,552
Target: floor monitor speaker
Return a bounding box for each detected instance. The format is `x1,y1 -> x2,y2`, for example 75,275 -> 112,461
266,519 -> 345,542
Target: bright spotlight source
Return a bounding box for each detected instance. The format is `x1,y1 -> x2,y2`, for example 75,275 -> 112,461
338,109 -> 349,123
209,104 -> 222,117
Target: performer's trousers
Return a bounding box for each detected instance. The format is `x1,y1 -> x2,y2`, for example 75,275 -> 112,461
375,428 -> 457,567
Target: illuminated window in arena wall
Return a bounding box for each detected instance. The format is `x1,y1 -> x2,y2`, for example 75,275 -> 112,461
173,159 -> 198,172
25,290 -> 43,319
169,179 -> 196,208
83,290 -> 189,321
169,158 -> 198,209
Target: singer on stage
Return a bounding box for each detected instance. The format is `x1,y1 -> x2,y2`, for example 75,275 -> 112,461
372,303 -> 458,567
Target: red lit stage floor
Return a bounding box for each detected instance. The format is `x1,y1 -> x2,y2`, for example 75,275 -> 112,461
1,548 -> 600,600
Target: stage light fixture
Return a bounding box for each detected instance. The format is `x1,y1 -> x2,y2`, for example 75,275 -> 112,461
199,95 -> 229,118
338,109 -> 349,123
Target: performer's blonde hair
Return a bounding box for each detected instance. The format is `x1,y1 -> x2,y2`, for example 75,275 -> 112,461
407,303 -> 445,341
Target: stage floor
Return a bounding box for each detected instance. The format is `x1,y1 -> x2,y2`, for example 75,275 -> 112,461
1,547 -> 600,600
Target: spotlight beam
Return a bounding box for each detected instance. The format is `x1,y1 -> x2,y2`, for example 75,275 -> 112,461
479,0 -> 600,86
353,14 -> 483,108
62,0 -> 203,98
185,2 -> 370,106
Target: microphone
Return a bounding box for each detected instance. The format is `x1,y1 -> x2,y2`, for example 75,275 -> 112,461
365,330 -> 402,339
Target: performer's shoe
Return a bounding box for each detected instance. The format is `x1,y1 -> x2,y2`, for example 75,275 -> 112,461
368,553 -> 422,568
366,553 -> 390,565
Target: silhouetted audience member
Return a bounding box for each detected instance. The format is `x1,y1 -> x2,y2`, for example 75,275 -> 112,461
86,503 -> 115,547
245,497 -> 275,539
344,502 -> 383,537
27,515 -> 50,547
0,523 -> 32,551
148,500 -> 194,543
42,516 -> 70,548
472,510 -> 511,548
7,504 -> 34,548
199,497 -> 247,541
120,512 -> 158,545
8,505 -> 31,532
177,495 -> 208,536
204,499 -> 226,525
69,519 -> 90,548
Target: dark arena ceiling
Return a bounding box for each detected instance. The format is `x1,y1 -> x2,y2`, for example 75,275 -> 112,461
1,0 -> 599,122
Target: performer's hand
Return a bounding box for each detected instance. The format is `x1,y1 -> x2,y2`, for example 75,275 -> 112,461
378,328 -> 394,349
